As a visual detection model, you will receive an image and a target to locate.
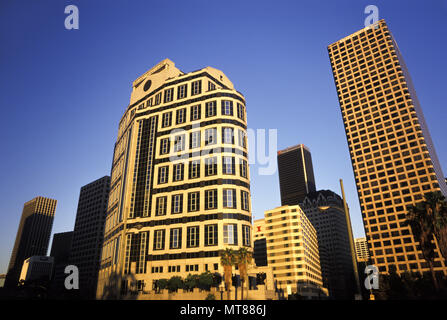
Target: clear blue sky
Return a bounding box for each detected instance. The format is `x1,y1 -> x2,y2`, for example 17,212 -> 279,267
1,0 -> 446,274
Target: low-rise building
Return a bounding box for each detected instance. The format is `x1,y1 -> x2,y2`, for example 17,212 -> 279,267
19,256 -> 54,283
264,205 -> 327,299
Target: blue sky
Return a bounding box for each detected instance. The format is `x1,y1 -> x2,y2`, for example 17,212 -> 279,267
1,0 -> 446,274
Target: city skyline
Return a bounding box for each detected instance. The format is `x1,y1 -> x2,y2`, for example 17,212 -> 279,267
1,0 -> 446,277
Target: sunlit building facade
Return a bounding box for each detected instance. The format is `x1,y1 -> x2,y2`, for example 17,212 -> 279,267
97,59 -> 251,298
264,205 -> 326,298
354,237 -> 370,263
328,20 -> 447,275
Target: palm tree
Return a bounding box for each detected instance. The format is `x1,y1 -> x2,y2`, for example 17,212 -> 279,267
220,248 -> 236,300
406,191 -> 447,291
235,247 -> 253,300
426,192 -> 447,260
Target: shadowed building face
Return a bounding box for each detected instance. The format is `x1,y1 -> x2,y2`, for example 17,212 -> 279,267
277,144 -> 316,205
6,196 -> 57,287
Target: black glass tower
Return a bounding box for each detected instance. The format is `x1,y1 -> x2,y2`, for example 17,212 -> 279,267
277,144 -> 316,205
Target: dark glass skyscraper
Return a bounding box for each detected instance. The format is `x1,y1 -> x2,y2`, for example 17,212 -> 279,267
300,190 -> 355,299
69,176 -> 110,299
6,196 -> 57,287
50,231 -> 73,291
277,144 -> 316,205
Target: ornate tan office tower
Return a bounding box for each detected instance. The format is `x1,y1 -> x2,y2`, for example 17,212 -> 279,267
97,59 -> 251,298
328,20 -> 447,275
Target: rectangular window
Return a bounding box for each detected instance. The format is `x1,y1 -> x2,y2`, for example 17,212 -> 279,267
239,159 -> 248,178
238,130 -> 247,148
222,156 -> 235,175
190,131 -> 201,149
155,92 -> 162,105
241,190 -> 249,211
205,128 -> 217,146
176,108 -> 186,124
242,225 -> 250,246
223,224 -> 237,245
188,191 -> 200,212
171,194 -> 183,214
114,236 -> 121,265
237,103 -> 245,121
205,101 -> 217,117
160,138 -> 170,155
138,232 -> 147,274
205,189 -> 218,210
205,157 -> 217,176
189,160 -> 200,179
173,163 -> 184,181
222,127 -> 234,144
191,80 -> 202,96
146,98 -> 153,107
170,228 -> 182,249
178,84 -> 187,99
190,104 -> 201,121
205,224 -> 218,246
156,196 -> 167,216
162,112 -> 172,128
174,134 -> 185,152
164,88 -> 174,103
221,100 -> 233,116
208,81 -> 216,91
158,166 -> 169,184
154,230 -> 165,250
187,226 -> 200,248
223,188 -> 237,208
124,234 -> 132,274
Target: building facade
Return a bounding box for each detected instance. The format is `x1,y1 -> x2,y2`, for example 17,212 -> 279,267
50,231 -> 73,291
300,190 -> 355,299
264,205 -> 325,298
277,144 -> 316,205
70,176 -> 110,299
19,256 -> 54,283
97,59 -> 251,299
5,196 -> 57,287
354,237 -> 370,263
328,20 -> 447,275
253,219 -> 268,267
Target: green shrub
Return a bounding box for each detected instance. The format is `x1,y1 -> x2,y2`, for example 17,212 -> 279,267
205,293 -> 216,300
167,276 -> 183,292
183,274 -> 199,291
157,279 -> 168,291
198,272 -> 213,291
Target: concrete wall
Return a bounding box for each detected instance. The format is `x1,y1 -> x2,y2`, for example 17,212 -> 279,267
123,285 -> 277,300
